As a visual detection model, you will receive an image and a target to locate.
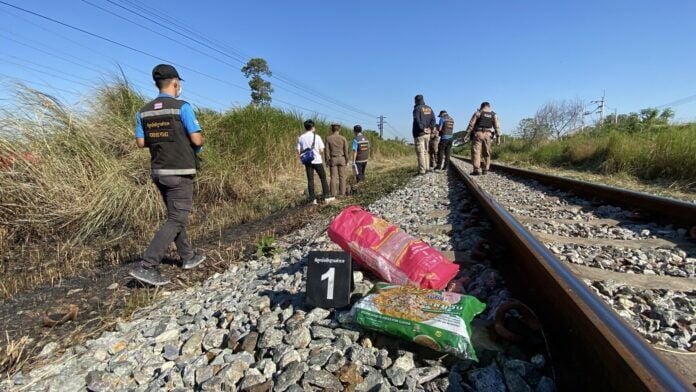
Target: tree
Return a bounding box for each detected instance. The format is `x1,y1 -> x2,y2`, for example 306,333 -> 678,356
515,117 -> 551,144
241,58 -> 273,106
534,99 -> 584,139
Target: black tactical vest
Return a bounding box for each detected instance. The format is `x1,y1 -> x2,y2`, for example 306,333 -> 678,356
354,134 -> 370,162
442,115 -> 455,136
139,97 -> 198,176
475,110 -> 496,130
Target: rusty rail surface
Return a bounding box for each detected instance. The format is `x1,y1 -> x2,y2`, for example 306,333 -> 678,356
449,158 -> 692,391
455,157 -> 696,229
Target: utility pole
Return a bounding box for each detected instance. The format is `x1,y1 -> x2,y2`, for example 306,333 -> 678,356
590,91 -> 606,126
377,115 -> 386,139
614,108 -> 618,124
599,90 -> 605,125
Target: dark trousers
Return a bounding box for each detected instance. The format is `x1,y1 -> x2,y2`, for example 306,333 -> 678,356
305,163 -> 329,200
141,175 -> 194,268
437,138 -> 453,169
355,161 -> 367,182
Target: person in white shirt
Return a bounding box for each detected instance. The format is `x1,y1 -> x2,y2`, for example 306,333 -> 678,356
297,119 -> 333,204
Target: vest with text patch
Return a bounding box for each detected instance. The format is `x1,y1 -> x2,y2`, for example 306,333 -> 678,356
139,97 -> 198,176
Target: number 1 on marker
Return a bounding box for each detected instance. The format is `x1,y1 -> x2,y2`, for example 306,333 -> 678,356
321,267 -> 335,300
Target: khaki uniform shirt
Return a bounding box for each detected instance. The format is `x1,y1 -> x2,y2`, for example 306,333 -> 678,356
325,133 -> 350,166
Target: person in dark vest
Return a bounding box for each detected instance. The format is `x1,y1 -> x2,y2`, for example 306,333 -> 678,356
325,124 -> 350,196
351,125 -> 370,182
412,94 -> 436,175
129,64 -> 206,286
465,102 -> 501,175
435,110 -> 455,171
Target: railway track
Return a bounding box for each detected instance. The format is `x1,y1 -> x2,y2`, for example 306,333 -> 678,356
448,157 -> 695,391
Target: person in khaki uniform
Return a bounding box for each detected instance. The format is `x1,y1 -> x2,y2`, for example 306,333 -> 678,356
465,102 -> 501,175
428,122 -> 440,170
324,124 -> 350,196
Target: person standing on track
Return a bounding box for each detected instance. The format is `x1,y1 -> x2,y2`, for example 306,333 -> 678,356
412,94 -> 436,175
325,123 -> 350,197
298,119 -> 333,204
129,64 -> 206,286
428,118 -> 440,170
351,125 -> 370,183
435,110 -> 455,171
465,102 -> 501,175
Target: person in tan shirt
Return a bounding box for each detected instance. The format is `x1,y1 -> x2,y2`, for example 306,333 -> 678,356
324,124 -> 351,196
463,102 -> 502,175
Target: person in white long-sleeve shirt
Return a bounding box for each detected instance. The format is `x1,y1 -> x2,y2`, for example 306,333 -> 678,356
297,119 -> 333,204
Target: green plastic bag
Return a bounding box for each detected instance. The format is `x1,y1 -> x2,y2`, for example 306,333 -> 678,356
353,282 -> 486,360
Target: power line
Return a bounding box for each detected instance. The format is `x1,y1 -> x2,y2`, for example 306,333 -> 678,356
0,1 -> 361,123
106,0 -> 378,120
0,1 -> 249,91
657,93 -> 696,109
0,30 -> 229,109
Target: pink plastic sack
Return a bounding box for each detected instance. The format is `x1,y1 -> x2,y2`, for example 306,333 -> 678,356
328,205 -> 459,290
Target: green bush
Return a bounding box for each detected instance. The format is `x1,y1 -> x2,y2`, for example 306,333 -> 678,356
494,125 -> 696,185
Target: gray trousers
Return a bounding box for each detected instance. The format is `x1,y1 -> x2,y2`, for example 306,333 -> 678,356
141,175 -> 194,268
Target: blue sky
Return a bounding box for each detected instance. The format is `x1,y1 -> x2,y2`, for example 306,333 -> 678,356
1,0 -> 696,139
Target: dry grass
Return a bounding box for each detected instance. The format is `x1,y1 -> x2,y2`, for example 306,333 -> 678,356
0,80 -> 411,296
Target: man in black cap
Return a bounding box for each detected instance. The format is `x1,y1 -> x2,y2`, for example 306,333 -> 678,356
435,110 -> 455,171
412,94 -> 436,175
129,64 -> 206,286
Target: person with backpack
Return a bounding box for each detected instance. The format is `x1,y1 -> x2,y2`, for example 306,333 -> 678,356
298,119 -> 333,204
352,125 -> 370,182
325,123 -> 350,196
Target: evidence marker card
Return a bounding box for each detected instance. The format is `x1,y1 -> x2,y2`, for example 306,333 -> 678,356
305,251 -> 352,309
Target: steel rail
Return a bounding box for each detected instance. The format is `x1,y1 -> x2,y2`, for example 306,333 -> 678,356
454,157 -> 696,229
449,158 -> 692,391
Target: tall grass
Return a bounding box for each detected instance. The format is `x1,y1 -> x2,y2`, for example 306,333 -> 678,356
0,80 -> 411,295
494,125 -> 696,186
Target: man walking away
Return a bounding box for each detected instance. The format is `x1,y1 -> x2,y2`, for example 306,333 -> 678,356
325,123 -> 350,196
412,94 -> 436,175
436,110 -> 455,170
465,102 -> 501,175
352,125 -> 370,182
428,120 -> 440,170
298,119 -> 332,204
129,64 -> 206,286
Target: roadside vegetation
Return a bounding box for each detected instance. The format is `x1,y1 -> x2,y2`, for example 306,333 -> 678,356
0,79 -> 411,296
491,104 -> 696,189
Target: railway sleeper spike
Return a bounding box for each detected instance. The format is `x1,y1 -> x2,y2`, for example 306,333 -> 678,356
493,299 -> 542,343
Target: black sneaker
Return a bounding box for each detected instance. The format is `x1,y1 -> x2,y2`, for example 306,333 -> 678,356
470,171 -> 481,176
129,266 -> 170,286
482,170 -> 488,175
182,254 -> 206,270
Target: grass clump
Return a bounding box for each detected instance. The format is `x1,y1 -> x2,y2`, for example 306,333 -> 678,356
493,124 -> 696,188
0,79 -> 411,295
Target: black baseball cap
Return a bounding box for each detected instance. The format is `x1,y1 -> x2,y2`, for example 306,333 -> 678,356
152,64 -> 183,81
438,110 -> 447,117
